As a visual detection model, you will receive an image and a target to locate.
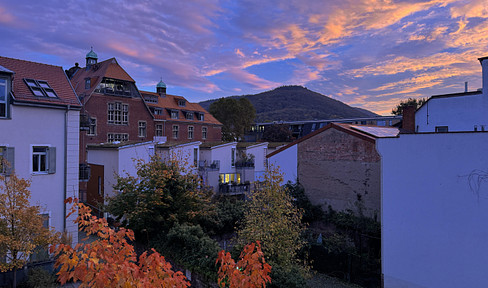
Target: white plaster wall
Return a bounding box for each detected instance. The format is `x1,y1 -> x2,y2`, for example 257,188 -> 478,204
65,110 -> 79,244
244,143 -> 268,181
416,94 -> 488,132
87,149 -> 118,201
211,143 -> 237,174
118,143 -> 155,177
0,105 -> 75,241
377,132 -> 488,288
268,144 -> 297,184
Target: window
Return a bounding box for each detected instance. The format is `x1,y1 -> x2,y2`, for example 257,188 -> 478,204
202,127 -> 207,139
231,148 -> 236,167
79,163 -> 91,181
87,118 -> 96,136
196,113 -> 204,121
0,78 -> 7,118
219,173 -> 241,184
24,79 -> 57,98
107,133 -> 129,142
156,124 -> 163,136
435,126 -> 448,133
188,126 -> 194,139
178,99 -> 186,107
138,121 -> 147,137
154,108 -> 162,115
32,146 -> 55,174
108,102 -> 128,124
185,112 -> 194,120
172,125 -> 179,139
193,148 -> 198,167
171,110 -> 179,119
0,146 -> 14,175
85,78 -> 91,89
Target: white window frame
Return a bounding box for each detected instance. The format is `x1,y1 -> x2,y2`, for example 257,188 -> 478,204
172,125 -> 179,139
202,127 -> 207,140
156,124 -> 163,136
138,121 -> 147,137
31,145 -> 55,175
87,117 -> 97,136
0,77 -> 7,118
188,126 -> 194,139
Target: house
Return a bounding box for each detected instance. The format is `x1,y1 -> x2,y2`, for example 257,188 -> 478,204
0,56 -> 81,244
415,56 -> 488,132
236,142 -> 269,182
377,132 -> 488,288
268,123 -> 398,217
86,141 -> 156,211
156,141 -> 202,173
141,82 -> 222,142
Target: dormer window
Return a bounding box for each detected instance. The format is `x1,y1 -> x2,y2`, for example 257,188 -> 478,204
171,110 -> 179,119
154,108 -> 162,115
196,112 -> 204,121
85,78 -> 91,89
24,79 -> 57,98
178,99 -> 186,107
185,112 -> 194,120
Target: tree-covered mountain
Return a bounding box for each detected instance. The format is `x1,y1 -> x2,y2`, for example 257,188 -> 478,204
199,85 -> 377,123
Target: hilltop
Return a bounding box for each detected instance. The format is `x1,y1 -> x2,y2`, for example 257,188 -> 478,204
199,86 -> 377,122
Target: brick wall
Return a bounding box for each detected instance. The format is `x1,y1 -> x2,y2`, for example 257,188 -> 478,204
297,128 -> 380,218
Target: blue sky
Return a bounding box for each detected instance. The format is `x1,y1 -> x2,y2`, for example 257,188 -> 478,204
1,0 -> 487,114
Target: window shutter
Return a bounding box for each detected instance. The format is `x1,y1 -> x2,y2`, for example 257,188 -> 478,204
48,147 -> 56,174
5,147 -> 14,175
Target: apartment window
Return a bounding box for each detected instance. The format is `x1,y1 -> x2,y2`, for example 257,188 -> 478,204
156,124 -> 163,136
79,163 -> 91,181
193,148 -> 198,167
202,127 -> 207,139
87,118 -> 97,136
138,121 -> 147,137
0,146 -> 14,175
85,78 -> 91,89
231,148 -> 236,167
188,126 -> 194,139
196,113 -> 204,121
108,102 -> 128,124
171,110 -> 179,119
154,108 -> 163,115
172,125 -> 179,139
32,146 -> 55,174
24,79 -> 57,98
0,78 -> 7,118
435,126 -> 448,133
107,133 -> 129,142
186,112 -> 194,120
178,99 -> 186,107
219,173 -> 241,184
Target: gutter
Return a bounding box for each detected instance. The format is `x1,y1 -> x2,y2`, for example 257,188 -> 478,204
63,105 -> 70,231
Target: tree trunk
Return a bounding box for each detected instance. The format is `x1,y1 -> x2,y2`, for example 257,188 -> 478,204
12,266 -> 17,288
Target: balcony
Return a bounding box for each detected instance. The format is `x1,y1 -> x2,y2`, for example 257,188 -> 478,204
235,160 -> 254,168
219,183 -> 250,195
198,160 -> 220,171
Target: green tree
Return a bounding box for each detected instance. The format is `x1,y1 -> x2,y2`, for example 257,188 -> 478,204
261,124 -> 295,142
106,156 -> 215,242
209,97 -> 256,141
0,168 -> 59,288
237,166 -> 305,271
391,97 -> 427,115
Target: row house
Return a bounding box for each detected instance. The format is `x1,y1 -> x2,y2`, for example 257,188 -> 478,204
0,56 -> 81,245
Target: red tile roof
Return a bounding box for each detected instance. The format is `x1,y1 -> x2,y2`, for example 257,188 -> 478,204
70,58 -> 135,98
141,91 -> 222,125
0,56 -> 80,107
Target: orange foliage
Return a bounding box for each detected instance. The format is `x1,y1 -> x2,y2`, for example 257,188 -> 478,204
216,241 -> 272,288
51,198 -> 190,288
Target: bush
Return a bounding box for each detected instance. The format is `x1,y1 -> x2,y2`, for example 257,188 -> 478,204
268,264 -> 307,288
152,224 -> 220,280
26,267 -> 56,288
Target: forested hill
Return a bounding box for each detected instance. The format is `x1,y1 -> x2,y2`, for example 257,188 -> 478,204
199,85 -> 377,123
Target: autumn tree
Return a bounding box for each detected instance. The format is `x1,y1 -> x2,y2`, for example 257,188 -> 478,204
209,97 -> 256,141
391,97 -> 427,115
52,198 -> 190,288
106,155 -> 215,241
237,166 -> 306,284
216,241 -> 271,288
0,169 -> 59,288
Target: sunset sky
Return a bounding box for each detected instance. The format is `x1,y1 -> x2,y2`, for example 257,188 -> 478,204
1,0 -> 487,115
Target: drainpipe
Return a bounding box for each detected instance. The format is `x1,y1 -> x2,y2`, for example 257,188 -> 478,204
63,105 -> 70,231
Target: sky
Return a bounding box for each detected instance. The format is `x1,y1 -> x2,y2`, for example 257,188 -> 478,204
0,0 -> 488,115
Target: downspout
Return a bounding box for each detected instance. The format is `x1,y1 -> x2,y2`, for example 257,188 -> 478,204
63,105 -> 70,231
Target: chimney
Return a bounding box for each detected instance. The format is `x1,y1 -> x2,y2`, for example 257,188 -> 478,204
402,105 -> 416,133
478,56 -> 488,97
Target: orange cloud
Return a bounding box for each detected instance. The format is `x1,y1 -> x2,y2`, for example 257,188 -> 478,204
0,6 -> 15,24
451,0 -> 488,19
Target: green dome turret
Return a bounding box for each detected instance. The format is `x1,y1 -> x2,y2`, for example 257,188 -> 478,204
86,48 -> 98,59
157,80 -> 166,88
86,47 -> 98,68
157,78 -> 167,96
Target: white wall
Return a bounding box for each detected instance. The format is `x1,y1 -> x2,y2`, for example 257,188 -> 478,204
268,144 -> 297,184
87,149 -> 118,201
0,105 -> 79,243
416,94 -> 488,132
210,143 -> 237,174
243,143 -> 268,181
377,132 -> 488,288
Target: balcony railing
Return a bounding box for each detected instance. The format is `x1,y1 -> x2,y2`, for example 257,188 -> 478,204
198,160 -> 220,170
219,183 -> 250,195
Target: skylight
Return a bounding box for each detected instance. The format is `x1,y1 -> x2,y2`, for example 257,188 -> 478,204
23,78 -> 58,98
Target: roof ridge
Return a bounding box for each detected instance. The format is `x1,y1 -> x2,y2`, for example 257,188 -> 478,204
0,55 -> 63,69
